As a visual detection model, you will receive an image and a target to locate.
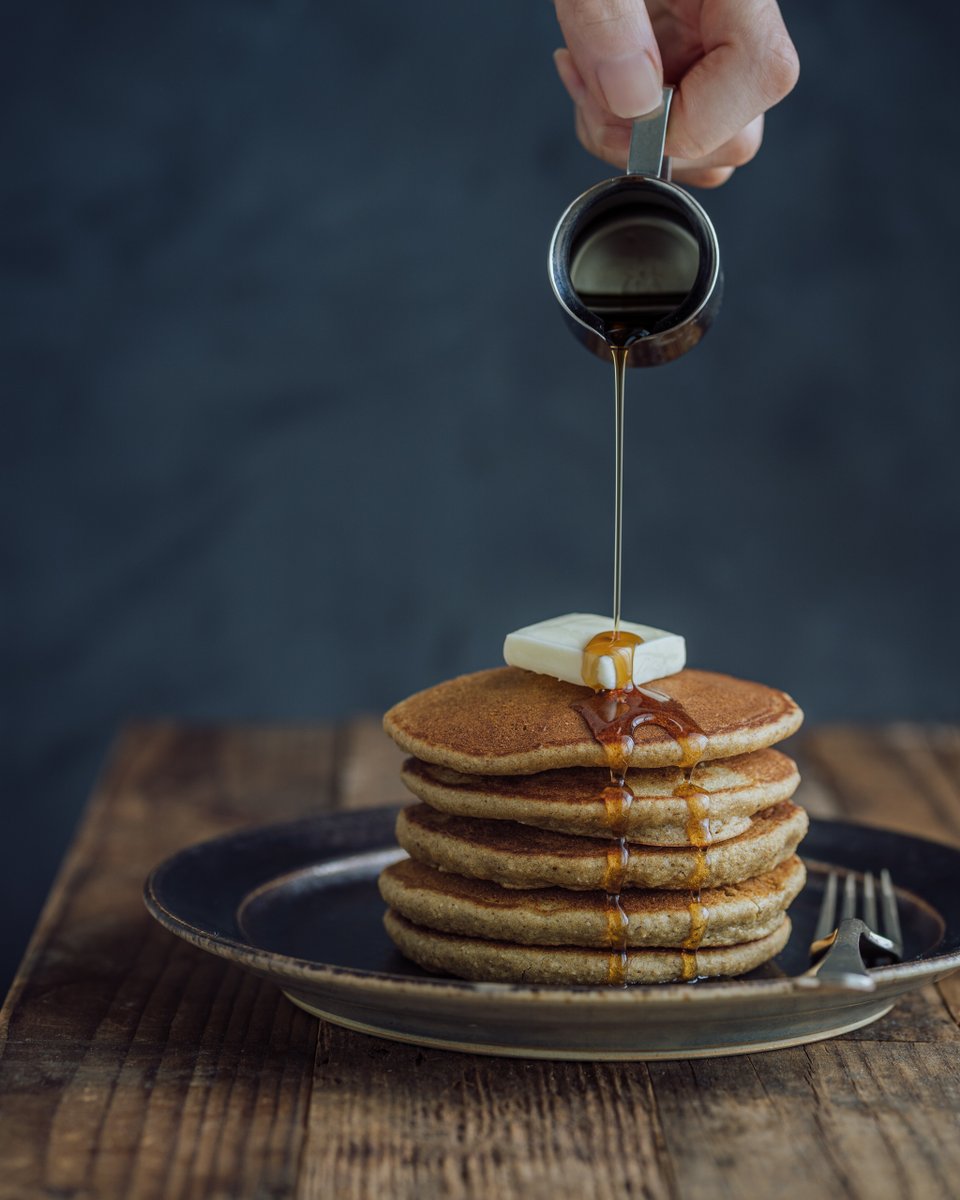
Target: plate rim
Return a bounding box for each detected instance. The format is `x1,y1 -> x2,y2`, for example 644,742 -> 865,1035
279,990 -> 897,1059
144,807 -> 960,1007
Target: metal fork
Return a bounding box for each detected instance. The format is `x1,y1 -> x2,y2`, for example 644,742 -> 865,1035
801,869 -> 904,991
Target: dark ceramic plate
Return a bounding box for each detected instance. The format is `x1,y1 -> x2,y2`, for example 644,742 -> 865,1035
144,808 -> 960,1060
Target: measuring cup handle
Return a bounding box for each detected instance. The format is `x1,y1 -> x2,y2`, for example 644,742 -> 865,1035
627,86 -> 674,180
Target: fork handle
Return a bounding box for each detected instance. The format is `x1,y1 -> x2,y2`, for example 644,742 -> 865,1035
800,918 -> 877,992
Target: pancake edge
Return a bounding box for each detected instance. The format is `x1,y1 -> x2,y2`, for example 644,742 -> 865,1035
379,855 -> 806,948
383,909 -> 793,985
396,801 -> 810,891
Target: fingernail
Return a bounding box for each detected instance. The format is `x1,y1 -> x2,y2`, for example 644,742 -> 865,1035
596,51 -> 662,119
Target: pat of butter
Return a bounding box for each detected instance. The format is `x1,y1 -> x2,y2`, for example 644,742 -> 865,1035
503,613 -> 685,690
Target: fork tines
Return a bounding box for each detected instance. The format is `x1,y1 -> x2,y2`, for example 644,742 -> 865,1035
811,868 -> 903,964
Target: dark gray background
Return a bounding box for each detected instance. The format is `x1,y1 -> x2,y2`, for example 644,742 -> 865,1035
3,1 -> 959,992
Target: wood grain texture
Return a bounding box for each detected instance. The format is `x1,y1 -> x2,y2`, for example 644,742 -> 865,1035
0,725 -> 337,1200
0,721 -> 957,1199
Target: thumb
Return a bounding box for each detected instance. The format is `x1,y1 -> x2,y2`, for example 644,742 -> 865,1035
554,0 -> 663,119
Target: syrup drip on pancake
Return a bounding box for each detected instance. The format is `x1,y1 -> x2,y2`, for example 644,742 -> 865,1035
601,836 -> 631,985
682,900 -> 709,982
575,631 -> 711,985
601,783 -> 634,836
574,685 -> 708,773
675,766 -> 713,980
674,768 -> 712,886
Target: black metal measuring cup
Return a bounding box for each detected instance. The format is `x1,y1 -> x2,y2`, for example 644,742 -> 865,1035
548,87 -> 722,367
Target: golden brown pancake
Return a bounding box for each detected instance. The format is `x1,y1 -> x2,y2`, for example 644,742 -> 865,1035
396,801 -> 808,890
384,909 -> 792,985
400,749 -> 800,844
379,855 -> 806,948
384,667 -> 803,774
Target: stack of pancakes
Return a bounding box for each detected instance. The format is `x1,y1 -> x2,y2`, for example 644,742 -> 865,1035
380,666 -> 807,985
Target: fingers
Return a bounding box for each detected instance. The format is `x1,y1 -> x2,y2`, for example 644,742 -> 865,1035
554,0 -> 797,186
671,116 -> 764,186
556,48 -> 631,168
667,0 -> 799,162
554,0 -> 663,119
574,105 -> 631,170
674,117 -> 765,171
671,166 -> 735,189
556,49 -> 765,183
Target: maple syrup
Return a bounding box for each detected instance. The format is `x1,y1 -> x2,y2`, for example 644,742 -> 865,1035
601,782 -> 634,836
572,341 -> 713,985
581,629 -> 645,691
574,685 -> 708,774
675,768 -> 712,846
675,765 -> 712,882
681,899 -> 709,982
601,836 -> 631,986
673,767 -> 714,978
611,343 -> 628,632
577,687 -> 712,984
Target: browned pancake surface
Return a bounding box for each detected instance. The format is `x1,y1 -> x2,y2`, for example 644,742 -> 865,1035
384,667 -> 802,773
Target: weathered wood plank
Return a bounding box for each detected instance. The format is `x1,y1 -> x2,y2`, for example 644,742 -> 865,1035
648,1041 -> 960,1200
0,724 -> 339,1200
802,726 -> 960,846
840,986 -> 960,1044
791,774 -> 844,821
335,717 -> 409,813
301,1024 -> 676,1200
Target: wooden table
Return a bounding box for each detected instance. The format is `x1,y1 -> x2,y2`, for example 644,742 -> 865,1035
1,722 -> 959,1199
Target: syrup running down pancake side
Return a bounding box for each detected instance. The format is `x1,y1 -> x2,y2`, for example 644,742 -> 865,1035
575,423 -> 713,985
674,766 -> 713,979
573,672 -> 712,984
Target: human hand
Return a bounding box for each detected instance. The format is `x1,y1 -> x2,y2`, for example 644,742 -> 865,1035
553,0 -> 799,187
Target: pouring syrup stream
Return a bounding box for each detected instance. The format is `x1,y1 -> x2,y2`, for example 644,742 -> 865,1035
574,341 -> 711,985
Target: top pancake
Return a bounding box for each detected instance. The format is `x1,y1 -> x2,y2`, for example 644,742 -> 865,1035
384,667 -> 803,774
